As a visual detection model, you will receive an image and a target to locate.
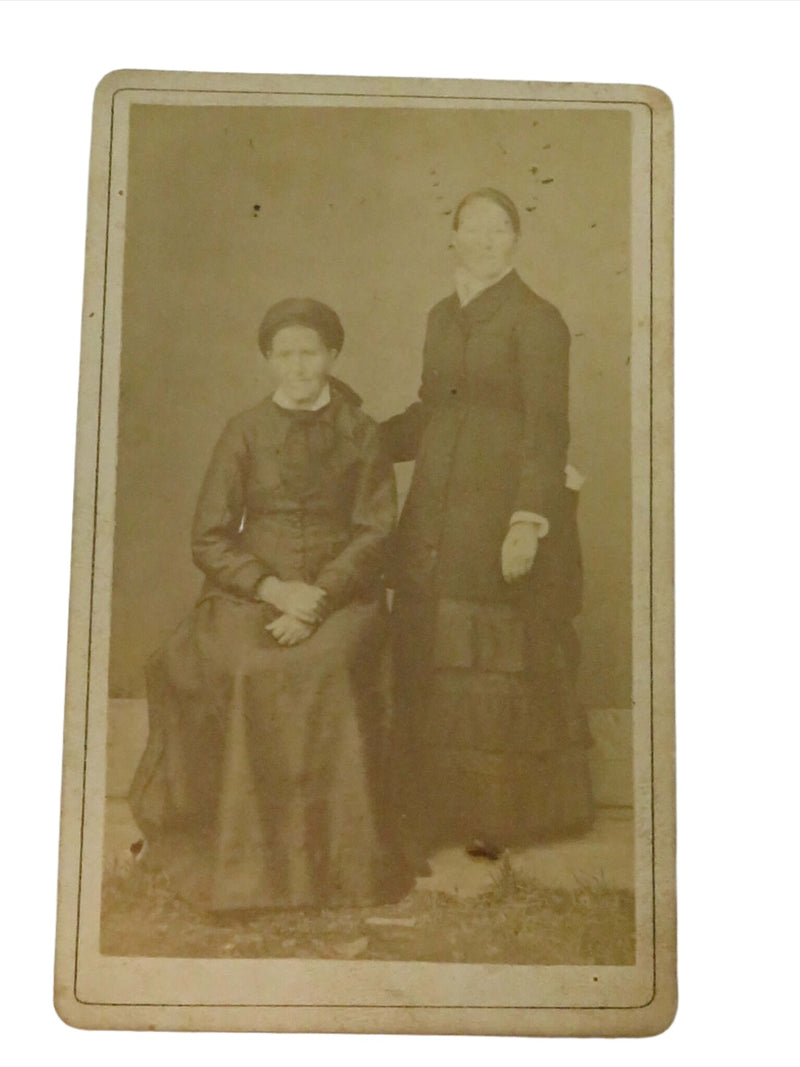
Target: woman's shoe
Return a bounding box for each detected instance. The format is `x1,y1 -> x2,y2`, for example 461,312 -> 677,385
465,839 -> 503,861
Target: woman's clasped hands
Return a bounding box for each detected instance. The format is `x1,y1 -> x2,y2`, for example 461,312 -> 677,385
257,576 -> 327,646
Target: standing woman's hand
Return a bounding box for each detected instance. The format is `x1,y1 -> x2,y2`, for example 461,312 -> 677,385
501,522 -> 540,582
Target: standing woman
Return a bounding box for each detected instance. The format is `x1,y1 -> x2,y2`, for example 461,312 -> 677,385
130,298 -> 413,911
382,189 -> 594,859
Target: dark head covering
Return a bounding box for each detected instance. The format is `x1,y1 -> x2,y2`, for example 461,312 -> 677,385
453,187 -> 521,235
258,298 -> 345,356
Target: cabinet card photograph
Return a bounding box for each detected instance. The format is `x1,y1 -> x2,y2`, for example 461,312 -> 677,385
55,70 -> 674,1035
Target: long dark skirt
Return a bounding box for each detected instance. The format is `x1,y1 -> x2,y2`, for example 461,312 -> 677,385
130,594 -> 414,912
390,594 -> 595,853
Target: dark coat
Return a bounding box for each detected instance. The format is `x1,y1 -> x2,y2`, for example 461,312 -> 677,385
381,269 -> 582,618
191,382 -> 396,611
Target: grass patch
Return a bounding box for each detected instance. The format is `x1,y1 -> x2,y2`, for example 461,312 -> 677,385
101,852 -> 635,965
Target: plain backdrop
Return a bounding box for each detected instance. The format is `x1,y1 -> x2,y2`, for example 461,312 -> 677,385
111,101 -> 631,706
3,0 -> 799,1062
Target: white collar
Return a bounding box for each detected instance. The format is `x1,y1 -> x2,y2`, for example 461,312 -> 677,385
272,382 -> 331,411
455,266 -> 513,307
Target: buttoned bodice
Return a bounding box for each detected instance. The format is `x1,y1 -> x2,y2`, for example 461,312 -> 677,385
191,388 -> 396,608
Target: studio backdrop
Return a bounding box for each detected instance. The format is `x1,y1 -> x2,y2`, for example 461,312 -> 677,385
109,101 -> 631,710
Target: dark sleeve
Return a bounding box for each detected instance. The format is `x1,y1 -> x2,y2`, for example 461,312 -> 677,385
513,303 -> 571,517
378,312 -> 434,462
190,417 -> 269,599
315,420 -> 397,608
379,400 -> 429,462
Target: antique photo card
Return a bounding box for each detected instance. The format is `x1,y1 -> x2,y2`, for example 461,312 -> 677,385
55,70 -> 674,1035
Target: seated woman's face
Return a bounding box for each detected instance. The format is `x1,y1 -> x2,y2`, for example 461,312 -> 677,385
268,324 -> 337,405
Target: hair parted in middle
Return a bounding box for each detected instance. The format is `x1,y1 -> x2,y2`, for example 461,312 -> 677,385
452,187 -> 521,235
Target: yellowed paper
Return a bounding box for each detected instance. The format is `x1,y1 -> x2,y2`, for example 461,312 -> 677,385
55,69 -> 674,1035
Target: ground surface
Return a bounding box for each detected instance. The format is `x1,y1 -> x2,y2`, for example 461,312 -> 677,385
101,801 -> 635,965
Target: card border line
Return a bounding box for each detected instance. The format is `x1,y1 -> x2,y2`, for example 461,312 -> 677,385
70,84 -> 660,1014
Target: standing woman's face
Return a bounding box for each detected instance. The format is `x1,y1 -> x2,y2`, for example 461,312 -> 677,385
452,198 -> 518,282
268,324 -> 337,406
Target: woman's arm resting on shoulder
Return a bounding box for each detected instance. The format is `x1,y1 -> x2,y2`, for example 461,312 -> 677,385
315,421 -> 397,609
379,400 -> 428,462
378,316 -> 436,462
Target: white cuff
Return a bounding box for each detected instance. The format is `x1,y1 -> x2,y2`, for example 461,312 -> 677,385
565,464 -> 586,491
510,468 -> 585,537
509,511 -> 550,538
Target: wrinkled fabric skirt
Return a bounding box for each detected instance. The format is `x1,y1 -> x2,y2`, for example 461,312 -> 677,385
130,595 -> 414,912
391,595 -> 595,852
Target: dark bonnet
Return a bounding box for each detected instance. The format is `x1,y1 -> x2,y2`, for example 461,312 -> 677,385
258,298 -> 345,356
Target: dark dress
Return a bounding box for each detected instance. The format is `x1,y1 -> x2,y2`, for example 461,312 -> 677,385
381,270 -> 594,851
129,382 -> 414,911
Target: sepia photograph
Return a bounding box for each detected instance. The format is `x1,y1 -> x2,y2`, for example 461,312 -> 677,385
55,69 -> 674,1035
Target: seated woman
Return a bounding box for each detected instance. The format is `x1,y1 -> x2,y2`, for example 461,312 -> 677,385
129,298 -> 413,912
